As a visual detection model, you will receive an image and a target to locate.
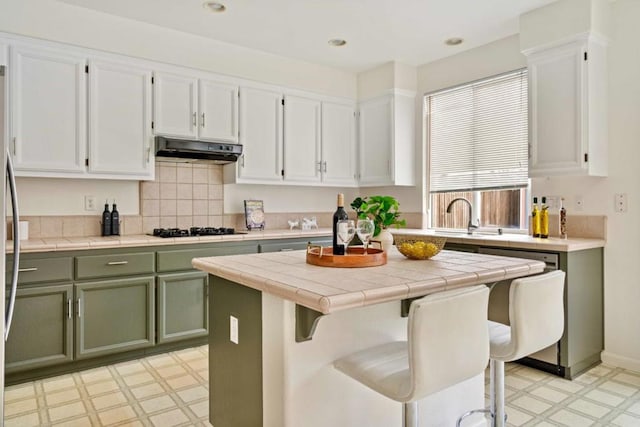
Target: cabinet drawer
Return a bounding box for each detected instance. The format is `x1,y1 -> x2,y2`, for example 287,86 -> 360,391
156,244 -> 257,272
75,252 -> 155,280
7,257 -> 73,285
258,239 -> 331,253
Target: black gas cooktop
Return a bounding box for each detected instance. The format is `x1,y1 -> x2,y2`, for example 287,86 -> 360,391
152,227 -> 238,238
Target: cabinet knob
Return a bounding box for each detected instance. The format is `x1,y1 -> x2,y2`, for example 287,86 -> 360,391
193,112 -> 197,127
201,113 -> 205,128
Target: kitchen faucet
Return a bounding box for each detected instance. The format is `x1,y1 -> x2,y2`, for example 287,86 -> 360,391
445,198 -> 479,235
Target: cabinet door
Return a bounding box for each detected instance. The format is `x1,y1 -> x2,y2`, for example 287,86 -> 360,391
5,284 -> 74,373
75,276 -> 155,359
528,42 -> 585,176
153,71 -> 198,138
199,80 -> 239,143
283,95 -> 321,183
88,60 -> 153,178
238,87 -> 283,182
10,45 -> 86,173
157,272 -> 208,343
321,102 -> 357,186
358,96 -> 393,186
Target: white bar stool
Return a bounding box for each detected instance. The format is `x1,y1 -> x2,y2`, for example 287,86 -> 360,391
334,285 -> 490,427
457,270 -> 566,427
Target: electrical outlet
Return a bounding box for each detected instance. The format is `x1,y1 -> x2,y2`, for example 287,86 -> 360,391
84,195 -> 97,211
615,193 -> 628,213
575,195 -> 584,212
230,315 -> 239,344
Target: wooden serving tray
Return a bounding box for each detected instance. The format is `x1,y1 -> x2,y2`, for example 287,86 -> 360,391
306,244 -> 387,268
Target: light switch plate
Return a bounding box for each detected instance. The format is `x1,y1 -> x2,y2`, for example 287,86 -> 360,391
230,315 -> 239,344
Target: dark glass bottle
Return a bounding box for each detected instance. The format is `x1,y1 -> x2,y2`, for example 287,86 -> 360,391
332,193 -> 348,255
111,202 -> 120,236
101,202 -> 112,236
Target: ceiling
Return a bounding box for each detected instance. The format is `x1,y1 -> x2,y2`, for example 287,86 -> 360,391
58,0 -> 557,73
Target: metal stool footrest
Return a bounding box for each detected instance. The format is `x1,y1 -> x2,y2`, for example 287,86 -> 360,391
456,408 -> 507,427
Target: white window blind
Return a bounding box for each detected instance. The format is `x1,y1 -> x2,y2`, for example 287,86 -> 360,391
427,69 -> 528,193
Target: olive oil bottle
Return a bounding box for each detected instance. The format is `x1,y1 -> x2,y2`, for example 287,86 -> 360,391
531,197 -> 541,238
540,196 -> 549,238
559,198 -> 567,239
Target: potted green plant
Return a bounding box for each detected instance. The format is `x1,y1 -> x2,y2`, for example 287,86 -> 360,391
351,195 -> 406,250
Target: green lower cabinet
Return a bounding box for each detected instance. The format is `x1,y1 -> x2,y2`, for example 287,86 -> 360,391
157,272 -> 208,343
75,276 -> 155,359
5,284 -> 74,373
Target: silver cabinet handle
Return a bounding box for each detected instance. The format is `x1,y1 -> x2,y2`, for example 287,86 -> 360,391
77,298 -> 81,318
317,161 -> 322,172
241,154 -> 245,168
279,248 -> 294,252
107,261 -> 129,266
18,267 -> 38,273
67,299 -> 72,319
192,112 -> 197,126
201,113 -> 205,127
322,161 -> 327,173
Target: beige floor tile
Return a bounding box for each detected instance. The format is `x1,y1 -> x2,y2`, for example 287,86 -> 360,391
548,378 -> 586,394
5,383 -> 36,401
97,405 -> 138,425
140,395 -> 177,414
4,397 -> 38,416
149,408 -> 190,427
166,374 -> 198,390
48,401 -> 87,422
122,372 -> 155,387
189,400 -> 209,418
575,373 -> 600,385
177,385 -> 208,403
131,383 -> 166,400
599,380 -> 638,397
588,365 -> 615,377
511,395 -> 553,414
43,376 -> 77,393
45,387 -> 81,406
51,416 -> 94,427
567,399 -> 612,419
156,364 -> 188,378
86,380 -> 120,396
611,413 -> 640,427
549,409 -> 596,426
503,405 -> 534,426
91,391 -> 128,410
627,401 -> 640,416
175,348 -> 205,362
4,412 -> 41,427
584,389 -> 626,407
115,360 -> 148,376
80,367 -> 114,384
531,422 -> 557,427
613,372 -> 640,388
513,366 -> 550,382
187,358 -> 208,371
530,386 -> 571,403
147,354 -> 178,369
506,375 -> 535,390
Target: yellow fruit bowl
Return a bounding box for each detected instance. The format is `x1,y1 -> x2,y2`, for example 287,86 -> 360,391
394,236 -> 446,260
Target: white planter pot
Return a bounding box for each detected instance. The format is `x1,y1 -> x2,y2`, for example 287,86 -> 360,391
376,229 -> 394,251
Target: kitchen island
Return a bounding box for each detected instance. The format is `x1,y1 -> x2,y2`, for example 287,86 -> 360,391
193,248 -> 545,427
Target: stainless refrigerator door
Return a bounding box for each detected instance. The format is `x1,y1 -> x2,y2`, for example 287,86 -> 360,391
1,63 -> 7,421
5,148 -> 19,340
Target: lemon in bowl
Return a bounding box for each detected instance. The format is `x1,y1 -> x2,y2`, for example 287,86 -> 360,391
395,236 -> 446,260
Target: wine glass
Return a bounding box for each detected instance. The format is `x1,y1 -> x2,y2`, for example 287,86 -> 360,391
356,218 -> 375,254
337,219 -> 356,253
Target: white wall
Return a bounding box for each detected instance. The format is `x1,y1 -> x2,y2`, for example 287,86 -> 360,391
0,0 -> 358,216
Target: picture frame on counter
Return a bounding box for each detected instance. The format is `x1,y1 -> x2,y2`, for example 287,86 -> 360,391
244,200 -> 265,230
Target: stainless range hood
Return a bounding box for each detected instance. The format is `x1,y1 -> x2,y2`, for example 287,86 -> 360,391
155,136 -> 242,163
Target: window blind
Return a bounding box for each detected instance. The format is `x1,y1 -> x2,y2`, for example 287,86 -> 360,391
427,69 -> 528,193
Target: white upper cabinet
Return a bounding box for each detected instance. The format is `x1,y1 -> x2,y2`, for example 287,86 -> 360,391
236,86 -> 283,182
199,79 -> 239,142
10,44 -> 87,174
283,95 -> 321,183
88,60 -> 153,177
153,72 -> 198,139
526,34 -> 607,177
321,102 -> 357,187
153,71 -> 239,143
358,92 -> 415,187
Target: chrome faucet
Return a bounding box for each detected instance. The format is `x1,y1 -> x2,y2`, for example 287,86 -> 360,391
445,198 -> 479,235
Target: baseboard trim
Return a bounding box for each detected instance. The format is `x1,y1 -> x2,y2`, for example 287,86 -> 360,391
601,350 -> 640,373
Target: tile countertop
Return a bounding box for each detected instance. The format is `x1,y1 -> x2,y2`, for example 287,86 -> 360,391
192,248 -> 545,314
391,229 -> 605,252
6,228 -> 333,253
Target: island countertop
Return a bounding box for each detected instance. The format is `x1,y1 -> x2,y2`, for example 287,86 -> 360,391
192,248 -> 545,314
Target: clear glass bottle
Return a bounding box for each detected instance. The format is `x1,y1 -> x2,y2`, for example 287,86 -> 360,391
559,198 -> 567,239
531,197 -> 541,238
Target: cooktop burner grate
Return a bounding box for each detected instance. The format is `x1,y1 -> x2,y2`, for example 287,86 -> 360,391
152,227 -> 236,238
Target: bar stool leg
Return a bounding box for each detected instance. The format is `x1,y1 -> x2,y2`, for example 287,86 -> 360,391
403,401 -> 418,427
492,360 -> 506,427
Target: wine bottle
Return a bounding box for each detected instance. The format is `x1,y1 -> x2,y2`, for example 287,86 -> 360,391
111,201 -> 120,236
101,202 -> 112,236
531,197 -> 540,238
540,197 -> 549,238
559,198 -> 567,239
332,193 -> 348,255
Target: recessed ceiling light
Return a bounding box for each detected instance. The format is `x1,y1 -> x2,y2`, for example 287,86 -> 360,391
328,39 -> 347,47
203,2 -> 226,13
445,37 -> 464,46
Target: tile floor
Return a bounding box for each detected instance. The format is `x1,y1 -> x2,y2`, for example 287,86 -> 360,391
4,345 -> 640,426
